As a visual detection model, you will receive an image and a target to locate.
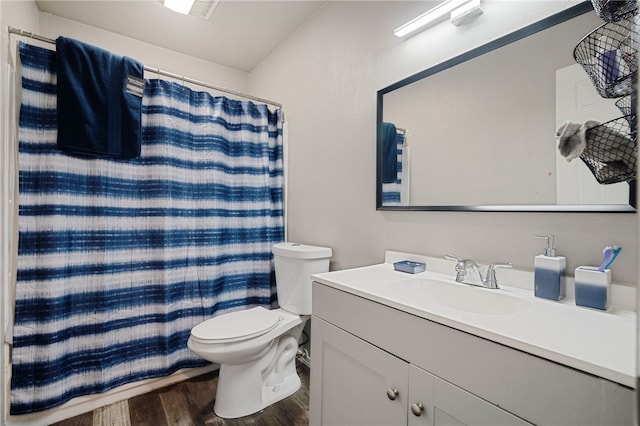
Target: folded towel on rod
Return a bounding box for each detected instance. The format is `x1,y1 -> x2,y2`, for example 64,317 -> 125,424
56,36 -> 145,159
382,122 -> 398,183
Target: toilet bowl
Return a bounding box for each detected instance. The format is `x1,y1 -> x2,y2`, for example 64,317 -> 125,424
187,242 -> 332,419
188,307 -> 307,418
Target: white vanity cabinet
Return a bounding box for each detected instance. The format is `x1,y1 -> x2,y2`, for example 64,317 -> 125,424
311,315 -> 530,426
310,281 -> 634,426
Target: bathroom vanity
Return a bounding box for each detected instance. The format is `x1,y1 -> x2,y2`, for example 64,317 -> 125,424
309,252 -> 635,425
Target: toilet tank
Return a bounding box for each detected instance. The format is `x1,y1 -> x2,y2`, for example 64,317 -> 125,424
272,242 -> 332,315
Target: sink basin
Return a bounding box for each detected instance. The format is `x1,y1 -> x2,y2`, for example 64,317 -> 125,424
389,278 -> 531,315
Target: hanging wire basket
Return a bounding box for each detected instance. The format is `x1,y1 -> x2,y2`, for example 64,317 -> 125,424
581,115 -> 637,184
590,0 -> 637,22
614,95 -> 636,129
615,95 -> 633,115
573,18 -> 637,98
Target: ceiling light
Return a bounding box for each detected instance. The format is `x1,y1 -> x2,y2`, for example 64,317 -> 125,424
164,0 -> 195,15
189,0 -> 219,19
394,0 -> 473,38
161,0 -> 219,19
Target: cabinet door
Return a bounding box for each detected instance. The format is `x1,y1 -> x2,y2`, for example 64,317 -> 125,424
433,374 -> 531,426
310,317 -> 408,426
408,365 -> 531,426
407,364 -> 434,426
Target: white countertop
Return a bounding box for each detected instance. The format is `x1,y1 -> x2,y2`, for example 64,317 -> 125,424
312,254 -> 637,388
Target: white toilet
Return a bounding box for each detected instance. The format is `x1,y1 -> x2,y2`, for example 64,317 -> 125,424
187,242 -> 332,419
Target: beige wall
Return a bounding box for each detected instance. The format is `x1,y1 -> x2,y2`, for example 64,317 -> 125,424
248,1 -> 639,286
38,13 -> 248,94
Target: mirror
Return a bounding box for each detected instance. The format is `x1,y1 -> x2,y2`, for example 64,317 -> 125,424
377,2 -> 636,212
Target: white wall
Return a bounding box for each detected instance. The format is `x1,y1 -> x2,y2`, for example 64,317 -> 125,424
248,1 -> 639,287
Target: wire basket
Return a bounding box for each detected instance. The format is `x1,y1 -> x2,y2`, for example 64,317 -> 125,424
615,97 -> 637,130
581,115 -> 637,184
590,0 -> 637,22
574,18 -> 637,98
615,95 -> 633,115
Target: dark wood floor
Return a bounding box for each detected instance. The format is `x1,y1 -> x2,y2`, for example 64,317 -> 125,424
52,363 -> 309,426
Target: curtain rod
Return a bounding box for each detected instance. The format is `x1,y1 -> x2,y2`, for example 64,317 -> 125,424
8,26 -> 283,109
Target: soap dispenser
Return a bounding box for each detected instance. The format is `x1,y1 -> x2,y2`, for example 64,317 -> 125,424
533,235 -> 566,301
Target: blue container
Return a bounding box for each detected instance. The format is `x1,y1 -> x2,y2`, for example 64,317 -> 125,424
575,266 -> 611,311
534,255 -> 566,301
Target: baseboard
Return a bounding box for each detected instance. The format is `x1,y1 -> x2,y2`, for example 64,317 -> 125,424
5,364 -> 218,426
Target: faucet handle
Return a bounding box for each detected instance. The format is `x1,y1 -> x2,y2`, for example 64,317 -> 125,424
445,255 -> 480,283
488,262 -> 512,270
445,255 -> 466,282
446,255 -> 478,267
485,263 -> 512,289
445,254 -> 463,262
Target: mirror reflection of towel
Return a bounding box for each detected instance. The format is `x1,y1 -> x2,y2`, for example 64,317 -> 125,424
56,36 -> 144,159
556,120 -> 600,162
556,119 -> 636,184
382,122 -> 398,183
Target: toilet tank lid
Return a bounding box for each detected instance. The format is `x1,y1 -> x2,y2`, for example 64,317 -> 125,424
273,242 -> 332,259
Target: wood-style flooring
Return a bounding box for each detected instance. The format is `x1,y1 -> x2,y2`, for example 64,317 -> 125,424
51,364 -> 309,426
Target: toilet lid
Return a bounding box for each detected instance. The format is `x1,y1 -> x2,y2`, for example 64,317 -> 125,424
191,306 -> 280,343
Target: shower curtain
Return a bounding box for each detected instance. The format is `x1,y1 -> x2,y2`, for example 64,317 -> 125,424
11,42 -> 284,415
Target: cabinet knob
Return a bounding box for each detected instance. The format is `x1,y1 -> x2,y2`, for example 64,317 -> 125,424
386,388 -> 399,401
411,403 -> 424,416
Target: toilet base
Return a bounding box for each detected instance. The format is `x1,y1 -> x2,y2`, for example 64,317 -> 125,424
213,334 -> 302,419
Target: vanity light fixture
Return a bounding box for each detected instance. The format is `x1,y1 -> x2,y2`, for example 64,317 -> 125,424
450,0 -> 483,26
394,0 -> 475,38
164,0 -> 195,15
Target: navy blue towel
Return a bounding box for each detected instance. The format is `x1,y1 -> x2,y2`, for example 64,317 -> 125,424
382,122 -> 398,183
56,37 -> 144,159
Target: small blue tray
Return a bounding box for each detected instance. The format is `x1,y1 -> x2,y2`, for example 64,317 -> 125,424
393,260 -> 426,274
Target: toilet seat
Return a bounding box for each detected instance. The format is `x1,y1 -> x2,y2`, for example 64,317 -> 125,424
191,306 -> 281,344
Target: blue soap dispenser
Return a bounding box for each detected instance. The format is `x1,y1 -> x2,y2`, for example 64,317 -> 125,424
533,235 -> 566,301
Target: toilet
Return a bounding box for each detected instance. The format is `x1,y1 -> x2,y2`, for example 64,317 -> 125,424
187,242 -> 332,419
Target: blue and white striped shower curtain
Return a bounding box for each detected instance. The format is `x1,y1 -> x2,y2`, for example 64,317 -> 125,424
11,42 -> 284,415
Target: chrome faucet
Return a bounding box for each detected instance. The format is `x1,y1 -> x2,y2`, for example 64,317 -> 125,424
445,255 -> 512,289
